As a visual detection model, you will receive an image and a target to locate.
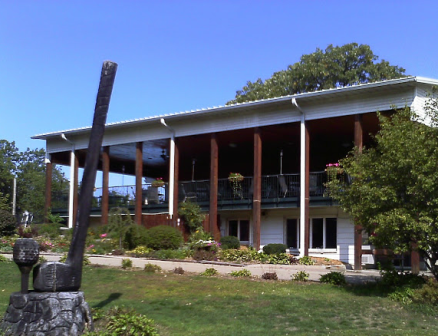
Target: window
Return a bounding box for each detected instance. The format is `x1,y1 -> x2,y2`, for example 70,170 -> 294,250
311,218 -> 337,249
228,219 -> 250,242
285,218 -> 299,249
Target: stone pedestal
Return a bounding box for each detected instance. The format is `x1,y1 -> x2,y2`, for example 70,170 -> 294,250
0,291 -> 93,336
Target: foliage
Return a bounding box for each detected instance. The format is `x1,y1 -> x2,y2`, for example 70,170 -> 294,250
0,209 -> 17,236
38,223 -> 62,239
0,254 -> 10,263
192,249 -> 217,261
105,306 -> 158,336
320,272 -> 346,286
178,200 -> 205,233
200,268 -> 218,276
0,236 -> 16,252
219,235 -> 240,250
292,271 -> 309,282
262,272 -> 278,280
230,269 -> 251,277
127,246 -> 153,257
148,248 -> 188,260
188,228 -> 213,246
173,266 -> 184,274
124,224 -> 149,250
298,256 -> 315,265
262,243 -> 287,255
38,255 -> 47,264
266,253 -> 292,265
46,209 -> 64,225
59,253 -> 90,266
227,43 -> 405,105
17,224 -> 38,238
218,248 -> 264,263
144,263 -> 162,273
326,97 -> 438,280
108,207 -> 135,249
122,258 -> 133,269
411,278 -> 438,306
145,225 -> 183,250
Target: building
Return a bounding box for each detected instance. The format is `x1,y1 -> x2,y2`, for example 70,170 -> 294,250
32,76 -> 438,269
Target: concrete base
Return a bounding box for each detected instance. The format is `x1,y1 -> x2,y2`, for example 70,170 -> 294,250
0,291 -> 93,336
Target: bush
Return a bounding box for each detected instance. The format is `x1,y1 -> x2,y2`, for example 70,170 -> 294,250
144,263 -> 162,273
230,269 -> 251,277
263,243 -> 287,255
220,236 -> 240,250
192,249 -> 217,261
124,225 -> 149,250
320,272 -> 346,286
179,200 -> 205,233
17,225 -> 38,238
145,225 -> 183,250
0,254 -> 10,263
200,268 -> 218,276
106,306 -> 158,336
173,267 -> 184,274
267,253 -> 292,265
262,272 -> 278,280
0,209 -> 17,236
127,246 -> 153,257
218,248 -> 266,263
292,271 -> 309,282
411,278 -> 438,305
149,249 -> 188,260
298,256 -> 315,265
122,258 -> 133,269
38,223 -> 63,239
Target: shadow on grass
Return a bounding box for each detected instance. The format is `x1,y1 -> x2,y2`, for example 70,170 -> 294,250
92,292 -> 122,309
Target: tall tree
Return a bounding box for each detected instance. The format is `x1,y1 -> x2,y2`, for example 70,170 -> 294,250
0,140 -> 19,211
227,43 -> 406,105
326,95 -> 438,280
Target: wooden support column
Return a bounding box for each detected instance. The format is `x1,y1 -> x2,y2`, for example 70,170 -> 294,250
304,123 -> 310,256
354,114 -> 363,270
73,153 -> 79,226
411,242 -> 420,274
44,155 -> 53,222
135,142 -> 143,225
101,146 -> 110,225
173,140 -> 179,227
253,128 -> 262,251
209,134 -> 220,241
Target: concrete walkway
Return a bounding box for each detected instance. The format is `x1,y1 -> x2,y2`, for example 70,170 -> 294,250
1,252 -> 382,284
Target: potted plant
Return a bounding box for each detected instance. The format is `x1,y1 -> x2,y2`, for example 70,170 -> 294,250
151,177 -> 165,188
228,172 -> 244,199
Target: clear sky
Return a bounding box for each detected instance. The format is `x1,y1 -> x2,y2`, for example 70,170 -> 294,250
1,0 -> 437,185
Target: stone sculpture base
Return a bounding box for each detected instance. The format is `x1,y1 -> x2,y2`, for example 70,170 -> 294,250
0,291 -> 93,336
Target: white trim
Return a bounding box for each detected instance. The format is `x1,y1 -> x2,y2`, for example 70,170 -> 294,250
299,113 -> 306,257
309,217 -> 338,251
68,150 -> 76,229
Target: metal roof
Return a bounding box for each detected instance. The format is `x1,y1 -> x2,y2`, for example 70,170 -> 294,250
32,76 -> 438,140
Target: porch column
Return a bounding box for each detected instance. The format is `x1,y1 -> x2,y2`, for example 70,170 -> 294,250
210,133 -> 220,241
173,140 -> 179,227
73,154 -> 79,226
44,153 -> 52,222
253,128 -> 262,251
168,137 -> 176,219
299,115 -> 310,257
354,114 -> 363,270
68,150 -> 76,228
135,142 -> 143,225
101,146 -> 110,225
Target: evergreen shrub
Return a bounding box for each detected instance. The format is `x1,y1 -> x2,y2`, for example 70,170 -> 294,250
0,209 -> 17,236
220,235 -> 240,250
124,224 -> 149,250
145,225 -> 183,250
263,243 -> 287,255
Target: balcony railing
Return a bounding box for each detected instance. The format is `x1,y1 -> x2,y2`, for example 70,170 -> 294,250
51,171 -> 332,213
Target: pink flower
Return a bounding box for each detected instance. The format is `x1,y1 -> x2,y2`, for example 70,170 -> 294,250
88,244 -> 95,249
100,233 -> 107,238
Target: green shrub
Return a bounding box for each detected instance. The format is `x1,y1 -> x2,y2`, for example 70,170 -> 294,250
59,253 -> 91,266
411,278 -> 438,305
122,258 -> 133,269
200,268 -> 218,276
298,256 -> 315,265
124,224 -> 149,250
178,200 -> 205,233
267,253 -> 291,265
108,207 -> 135,249
0,209 -> 17,236
388,286 -> 415,305
144,263 -> 162,273
145,225 -> 183,250
263,243 -> 287,255
149,249 -> 188,260
320,272 -> 346,286
127,246 -> 153,257
17,225 -> 38,238
220,236 -> 240,250
262,272 -> 278,280
218,248 -> 266,263
0,254 -> 10,263
292,271 -> 309,282
38,223 -> 63,239
106,306 -> 158,336
230,269 -> 251,277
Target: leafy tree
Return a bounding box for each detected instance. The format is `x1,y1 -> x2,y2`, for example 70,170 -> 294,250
107,207 -> 135,249
0,140 -> 18,210
227,43 -> 406,105
326,95 -> 438,280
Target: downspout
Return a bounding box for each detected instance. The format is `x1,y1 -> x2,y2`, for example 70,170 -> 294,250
292,98 -> 306,258
61,133 -> 75,228
160,118 -> 175,219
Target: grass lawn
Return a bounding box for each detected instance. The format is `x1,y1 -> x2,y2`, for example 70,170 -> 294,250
1,262 -> 437,336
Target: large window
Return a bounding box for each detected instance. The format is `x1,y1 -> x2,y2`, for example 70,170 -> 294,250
311,218 -> 337,249
285,218 -> 299,249
228,219 -> 250,243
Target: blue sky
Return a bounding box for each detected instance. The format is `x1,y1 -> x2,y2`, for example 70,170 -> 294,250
1,0 -> 438,185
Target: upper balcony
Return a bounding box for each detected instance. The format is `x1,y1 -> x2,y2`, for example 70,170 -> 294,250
51,171 -> 336,216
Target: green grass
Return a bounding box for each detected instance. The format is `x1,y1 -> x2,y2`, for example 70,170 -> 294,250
1,262 -> 438,335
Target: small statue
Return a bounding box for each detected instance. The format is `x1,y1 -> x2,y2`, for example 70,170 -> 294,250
12,238 -> 39,294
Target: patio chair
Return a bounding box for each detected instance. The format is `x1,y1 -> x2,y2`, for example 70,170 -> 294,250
278,175 -> 288,198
